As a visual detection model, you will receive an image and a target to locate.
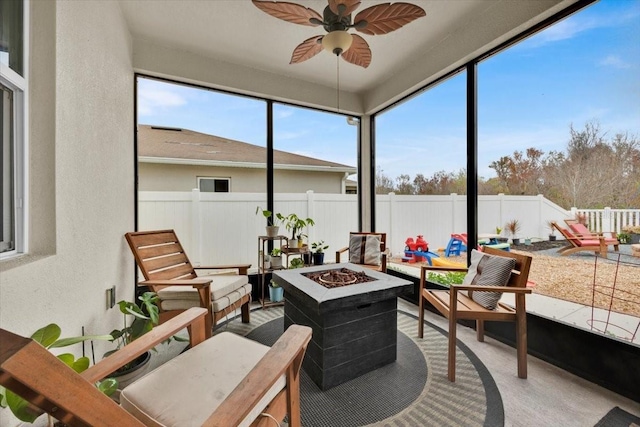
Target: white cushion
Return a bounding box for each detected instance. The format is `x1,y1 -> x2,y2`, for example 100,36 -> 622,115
159,283 -> 251,312
120,332 -> 285,427
464,249 -> 515,310
349,234 -> 382,266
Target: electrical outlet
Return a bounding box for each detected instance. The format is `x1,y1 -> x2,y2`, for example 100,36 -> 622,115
106,285 -> 116,309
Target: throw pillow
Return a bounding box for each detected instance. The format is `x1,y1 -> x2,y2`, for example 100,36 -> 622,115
464,249 -> 516,310
349,234 -> 382,266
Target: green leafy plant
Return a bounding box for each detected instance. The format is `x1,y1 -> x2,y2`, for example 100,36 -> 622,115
269,279 -> 280,288
311,241 -> 329,253
270,247 -> 282,257
289,258 -> 304,269
618,231 -> 630,244
0,325 -> 115,423
255,206 -> 284,226
495,226 -> 503,235
283,213 -> 315,239
426,271 -> 466,287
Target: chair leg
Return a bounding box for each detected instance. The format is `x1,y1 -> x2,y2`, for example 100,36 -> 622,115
516,296 -> 528,379
241,300 -> 250,323
448,309 -> 457,382
476,320 -> 485,342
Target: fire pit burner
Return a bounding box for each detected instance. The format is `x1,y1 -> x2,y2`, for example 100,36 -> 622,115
303,268 -> 376,289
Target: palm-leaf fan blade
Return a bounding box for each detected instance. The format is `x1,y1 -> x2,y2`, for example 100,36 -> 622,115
290,35 -> 324,64
341,34 -> 371,68
354,2 -> 426,35
328,0 -> 362,17
252,0 -> 323,26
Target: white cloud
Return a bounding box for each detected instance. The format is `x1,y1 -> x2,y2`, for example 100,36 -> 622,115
138,88 -> 186,116
598,55 -> 632,69
275,108 -> 295,119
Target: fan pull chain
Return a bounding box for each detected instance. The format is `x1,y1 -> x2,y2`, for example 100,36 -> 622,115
337,55 -> 340,112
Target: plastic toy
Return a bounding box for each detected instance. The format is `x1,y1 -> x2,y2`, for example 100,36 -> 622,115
405,235 -> 429,252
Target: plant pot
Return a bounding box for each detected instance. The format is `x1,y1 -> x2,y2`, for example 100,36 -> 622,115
266,226 -> 279,237
524,238 -> 532,246
289,239 -> 298,249
312,252 -> 325,265
297,240 -> 304,248
108,351 -> 151,391
631,233 -> 640,244
497,237 -> 508,243
549,235 -> 557,241
269,285 -> 284,302
302,253 -> 311,265
512,238 -> 520,245
270,255 -> 282,269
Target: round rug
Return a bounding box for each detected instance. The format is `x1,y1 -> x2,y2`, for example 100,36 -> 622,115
217,307 -> 504,427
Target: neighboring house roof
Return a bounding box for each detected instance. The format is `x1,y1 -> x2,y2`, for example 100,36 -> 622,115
138,125 -> 356,174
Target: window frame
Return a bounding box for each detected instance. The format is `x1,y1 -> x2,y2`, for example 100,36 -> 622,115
0,0 -> 29,259
197,176 -> 231,193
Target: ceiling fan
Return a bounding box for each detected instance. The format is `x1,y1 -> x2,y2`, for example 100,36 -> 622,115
252,0 -> 426,68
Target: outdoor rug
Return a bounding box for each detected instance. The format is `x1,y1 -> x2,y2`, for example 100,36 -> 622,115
216,307 -> 504,427
595,407 -> 640,427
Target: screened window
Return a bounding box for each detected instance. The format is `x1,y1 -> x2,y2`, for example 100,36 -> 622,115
198,177 -> 230,193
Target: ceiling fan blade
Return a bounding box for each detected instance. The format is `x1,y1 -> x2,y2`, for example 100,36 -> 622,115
252,0 -> 323,26
328,0 -> 361,17
341,34 -> 371,68
290,36 -> 324,64
354,2 -> 426,35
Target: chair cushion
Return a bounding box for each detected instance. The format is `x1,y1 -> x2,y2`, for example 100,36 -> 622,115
463,249 -> 516,310
159,274 -> 250,312
120,332 -> 285,427
349,234 -> 381,266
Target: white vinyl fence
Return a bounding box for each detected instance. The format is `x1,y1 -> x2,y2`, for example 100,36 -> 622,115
138,190 -> 589,270
570,207 -> 640,234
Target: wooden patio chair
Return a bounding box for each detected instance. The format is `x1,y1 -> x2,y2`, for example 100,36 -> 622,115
418,246 -> 533,381
563,219 -> 620,252
125,230 -> 252,338
551,221 -> 614,258
335,232 -> 387,273
0,307 -> 312,427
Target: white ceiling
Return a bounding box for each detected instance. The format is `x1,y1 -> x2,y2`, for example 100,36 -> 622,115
119,0 -> 578,114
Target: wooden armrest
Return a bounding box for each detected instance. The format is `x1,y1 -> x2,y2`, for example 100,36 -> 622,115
421,265 -> 468,273
449,284 -> 532,294
140,277 -> 212,288
204,325 -> 312,426
336,246 -> 349,254
82,307 -> 208,384
195,264 -> 251,275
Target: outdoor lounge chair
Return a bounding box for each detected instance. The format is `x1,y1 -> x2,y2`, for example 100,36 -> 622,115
418,246 -> 533,381
552,221 -> 616,258
125,230 -> 252,338
564,219 -> 620,252
335,232 -> 387,272
0,307 -> 312,427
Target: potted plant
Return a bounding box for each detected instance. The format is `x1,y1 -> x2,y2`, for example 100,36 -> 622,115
0,325 -> 115,424
495,226 -> 508,243
505,219 -> 521,245
283,214 -> 315,248
289,257 -> 304,269
622,225 -> 640,244
617,231 -> 630,244
105,292 -> 185,390
546,220 -> 557,241
256,206 -> 285,237
268,279 -> 284,302
311,240 -> 329,265
270,247 -> 283,269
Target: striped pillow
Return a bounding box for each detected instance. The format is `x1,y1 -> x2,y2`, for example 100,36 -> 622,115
349,234 -> 382,266
465,249 -> 515,310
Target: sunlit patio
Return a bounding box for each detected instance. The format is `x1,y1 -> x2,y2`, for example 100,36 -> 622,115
2,0 -> 640,425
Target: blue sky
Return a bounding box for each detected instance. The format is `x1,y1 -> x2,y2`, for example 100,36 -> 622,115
138,0 -> 640,181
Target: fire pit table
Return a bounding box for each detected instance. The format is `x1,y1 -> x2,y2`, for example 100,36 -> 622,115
273,263 -> 412,390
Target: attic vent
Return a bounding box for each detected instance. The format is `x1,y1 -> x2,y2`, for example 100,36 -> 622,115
151,126 -> 182,131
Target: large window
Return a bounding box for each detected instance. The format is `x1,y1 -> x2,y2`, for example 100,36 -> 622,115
1,0 -> 27,257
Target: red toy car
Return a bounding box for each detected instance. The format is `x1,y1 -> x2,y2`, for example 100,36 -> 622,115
405,235 -> 429,252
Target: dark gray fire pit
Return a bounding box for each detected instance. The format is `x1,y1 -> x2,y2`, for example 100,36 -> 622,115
273,263 -> 412,390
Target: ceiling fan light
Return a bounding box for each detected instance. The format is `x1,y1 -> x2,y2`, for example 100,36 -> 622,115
322,30 -> 353,55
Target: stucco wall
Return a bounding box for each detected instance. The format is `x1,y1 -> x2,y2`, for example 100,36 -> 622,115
139,162 -> 348,193
0,3 -> 133,424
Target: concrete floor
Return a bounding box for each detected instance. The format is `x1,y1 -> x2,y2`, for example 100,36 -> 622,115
397,299 -> 640,426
